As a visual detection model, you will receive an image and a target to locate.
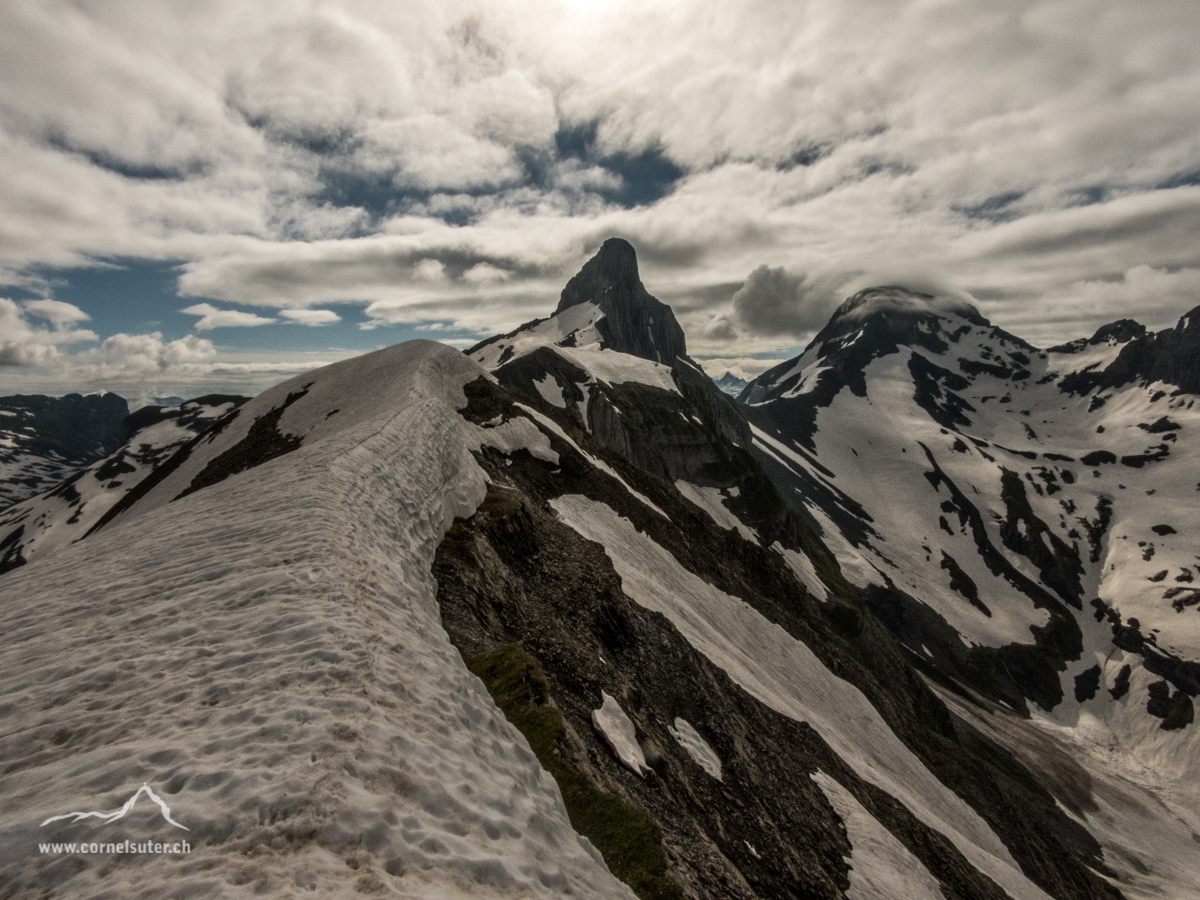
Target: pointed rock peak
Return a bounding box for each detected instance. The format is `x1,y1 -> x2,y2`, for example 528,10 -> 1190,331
714,371 -> 748,397
555,238 -> 643,314
554,238 -> 687,366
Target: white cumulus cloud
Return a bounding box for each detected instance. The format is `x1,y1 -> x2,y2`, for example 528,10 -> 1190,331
181,302 -> 277,330
280,308 -> 340,325
0,297 -> 97,367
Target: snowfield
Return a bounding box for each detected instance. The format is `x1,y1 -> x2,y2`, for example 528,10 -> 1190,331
0,398 -> 239,569
0,341 -> 636,900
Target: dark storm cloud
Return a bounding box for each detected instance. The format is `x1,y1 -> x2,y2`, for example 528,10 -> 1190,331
730,265 -> 844,338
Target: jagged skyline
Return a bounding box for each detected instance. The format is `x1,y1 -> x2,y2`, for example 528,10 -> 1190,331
2,1 -> 1199,399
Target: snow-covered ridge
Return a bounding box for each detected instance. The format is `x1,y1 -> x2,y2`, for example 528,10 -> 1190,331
829,286 -> 982,331
470,301 -> 605,370
0,341 -> 637,899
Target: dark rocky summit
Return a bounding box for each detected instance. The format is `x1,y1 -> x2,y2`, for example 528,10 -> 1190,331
555,238 -> 689,366
1058,305 -> 1200,395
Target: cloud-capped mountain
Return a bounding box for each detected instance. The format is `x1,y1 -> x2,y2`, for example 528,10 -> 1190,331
1,243 -> 1196,899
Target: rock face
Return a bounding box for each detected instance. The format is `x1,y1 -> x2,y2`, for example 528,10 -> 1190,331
1060,304 -> 1200,395
0,392 -> 130,508
554,238 -> 688,366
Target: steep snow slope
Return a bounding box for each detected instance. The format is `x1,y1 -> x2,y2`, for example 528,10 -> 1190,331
0,341 -> 637,900
811,771 -> 943,900
0,396 -> 245,573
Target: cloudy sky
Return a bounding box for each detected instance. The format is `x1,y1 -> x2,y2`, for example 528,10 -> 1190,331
2,0 -> 1199,400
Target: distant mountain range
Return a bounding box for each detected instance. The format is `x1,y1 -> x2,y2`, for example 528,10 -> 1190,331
714,372 -> 748,396
0,392 -> 129,509
0,395 -> 247,573
2,239 -> 1197,899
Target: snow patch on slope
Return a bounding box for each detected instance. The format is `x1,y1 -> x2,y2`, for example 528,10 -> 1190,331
772,543 -> 829,601
674,481 -> 757,543
592,692 -> 651,777
550,494 -> 1050,900
533,374 -> 567,409
668,718 -> 722,781
811,771 -> 943,900
553,346 -> 681,396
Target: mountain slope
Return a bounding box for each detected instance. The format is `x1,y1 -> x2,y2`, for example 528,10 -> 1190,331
0,341 -> 641,900
740,288 -> 1200,898
0,391 -> 129,509
455,246 -> 1127,900
1,244 -> 1192,898
0,395 -> 246,574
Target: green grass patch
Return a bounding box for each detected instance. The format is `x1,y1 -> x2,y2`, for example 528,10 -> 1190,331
467,644 -> 683,900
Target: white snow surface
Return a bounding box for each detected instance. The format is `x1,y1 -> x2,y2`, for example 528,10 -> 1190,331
810,771 -> 942,900
468,300 -> 681,398
936,684 -> 1200,900
533,373 -> 567,408
469,302 -> 604,370
772,542 -> 829,602
0,341 -> 636,900
667,718 -> 722,781
0,449 -> 80,509
553,346 -> 680,396
549,494 -> 1051,900
591,692 -> 651,777
674,480 -> 757,543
